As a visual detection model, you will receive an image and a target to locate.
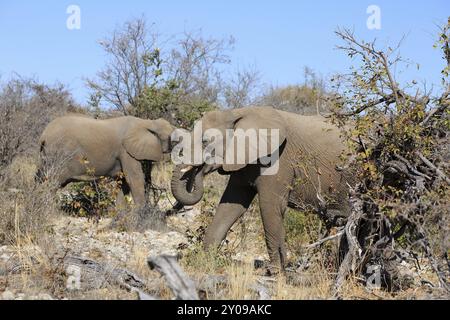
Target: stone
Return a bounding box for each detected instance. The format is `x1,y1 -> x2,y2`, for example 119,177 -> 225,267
2,290 -> 15,300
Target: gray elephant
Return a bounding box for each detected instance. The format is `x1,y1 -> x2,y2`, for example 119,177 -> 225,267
38,114 -> 175,207
170,106 -> 352,274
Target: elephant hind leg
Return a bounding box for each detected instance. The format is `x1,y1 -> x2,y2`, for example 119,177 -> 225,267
257,180 -> 290,275
204,175 -> 257,249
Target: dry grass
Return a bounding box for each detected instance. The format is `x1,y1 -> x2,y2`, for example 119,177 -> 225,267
0,155 -> 442,300
0,156 -> 59,245
225,263 -> 256,300
3,234 -> 68,298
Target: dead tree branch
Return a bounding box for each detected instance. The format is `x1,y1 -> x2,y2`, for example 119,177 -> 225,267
332,189 -> 364,297
147,255 -> 199,300
62,255 -> 156,300
303,228 -> 345,249
331,21 -> 450,297
416,152 -> 450,184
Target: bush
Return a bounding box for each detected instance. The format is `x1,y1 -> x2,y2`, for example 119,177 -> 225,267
0,77 -> 78,176
110,202 -> 168,233
259,85 -> 326,115
0,166 -> 59,245
0,77 -> 80,244
59,178 -> 121,221
134,77 -> 217,128
86,18 -> 232,128
258,68 -> 330,115
329,23 -> 450,294
284,210 -> 323,257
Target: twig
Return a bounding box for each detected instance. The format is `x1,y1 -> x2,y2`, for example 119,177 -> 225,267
304,228 -> 345,249
416,228 -> 450,293
338,95 -> 396,116
393,154 -> 432,180
421,101 -> 449,125
416,152 -> 450,184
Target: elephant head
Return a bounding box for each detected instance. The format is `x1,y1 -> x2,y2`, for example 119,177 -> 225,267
123,117 -> 175,161
170,107 -> 287,206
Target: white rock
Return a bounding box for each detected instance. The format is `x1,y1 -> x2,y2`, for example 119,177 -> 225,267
15,293 -> 25,300
2,290 -> 15,300
37,293 -> 54,300
1,253 -> 11,261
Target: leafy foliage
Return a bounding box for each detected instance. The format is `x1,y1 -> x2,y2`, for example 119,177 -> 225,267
60,177 -> 122,221
87,18 -> 250,128
329,21 -> 449,294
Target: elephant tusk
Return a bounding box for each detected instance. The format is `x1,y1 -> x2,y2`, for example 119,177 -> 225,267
180,165 -> 194,173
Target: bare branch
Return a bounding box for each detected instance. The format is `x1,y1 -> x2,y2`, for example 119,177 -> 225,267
148,255 -> 199,300
416,152 -> 450,184
304,228 -> 344,249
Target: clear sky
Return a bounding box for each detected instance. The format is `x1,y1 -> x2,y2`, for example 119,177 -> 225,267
0,1 -> 448,104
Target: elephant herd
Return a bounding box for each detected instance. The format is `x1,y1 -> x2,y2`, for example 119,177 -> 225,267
38,106 -> 353,275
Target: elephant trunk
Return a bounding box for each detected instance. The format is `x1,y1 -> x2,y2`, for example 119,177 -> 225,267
171,165 -> 205,206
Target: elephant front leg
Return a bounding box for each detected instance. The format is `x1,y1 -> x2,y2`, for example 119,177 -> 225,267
141,160 -> 153,200
204,176 -> 256,249
120,152 -> 146,207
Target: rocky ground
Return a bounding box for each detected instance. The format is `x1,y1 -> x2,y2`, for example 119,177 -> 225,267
0,184 -> 445,300
0,200 -> 271,300
2,208 -> 443,300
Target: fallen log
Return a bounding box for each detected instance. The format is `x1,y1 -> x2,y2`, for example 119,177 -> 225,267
62,255 -> 157,300
195,273 -> 273,300
147,255 -> 199,300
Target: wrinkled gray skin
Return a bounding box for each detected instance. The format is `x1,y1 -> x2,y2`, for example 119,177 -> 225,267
38,115 -> 175,207
171,106 -> 352,274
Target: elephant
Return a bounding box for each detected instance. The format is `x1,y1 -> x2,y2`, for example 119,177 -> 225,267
38,114 -> 175,207
170,106 -> 353,274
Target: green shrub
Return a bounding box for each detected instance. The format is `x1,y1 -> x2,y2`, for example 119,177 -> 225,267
59,177 -> 121,220
284,209 -> 323,258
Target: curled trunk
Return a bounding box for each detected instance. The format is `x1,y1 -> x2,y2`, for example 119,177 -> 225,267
170,165 -> 204,206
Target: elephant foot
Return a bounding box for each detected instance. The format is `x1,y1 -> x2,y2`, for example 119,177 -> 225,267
253,258 -> 286,277
253,260 -> 285,277
264,265 -> 284,277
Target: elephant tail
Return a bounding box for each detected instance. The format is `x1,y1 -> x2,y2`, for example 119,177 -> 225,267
35,140 -> 47,183
39,139 -> 46,154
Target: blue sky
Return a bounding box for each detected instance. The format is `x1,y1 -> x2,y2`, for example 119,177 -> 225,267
0,1 -> 448,104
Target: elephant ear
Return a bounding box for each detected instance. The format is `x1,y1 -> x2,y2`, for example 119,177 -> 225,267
123,123 -> 163,161
222,109 -> 287,172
